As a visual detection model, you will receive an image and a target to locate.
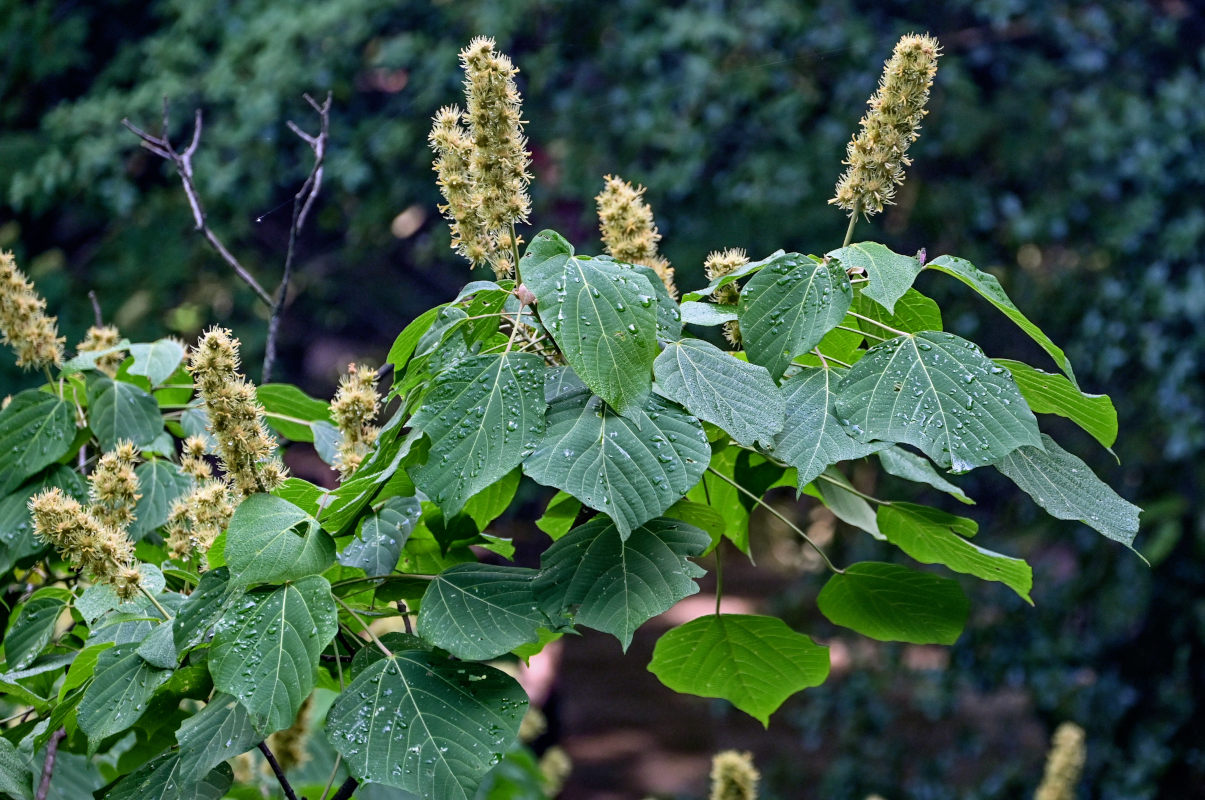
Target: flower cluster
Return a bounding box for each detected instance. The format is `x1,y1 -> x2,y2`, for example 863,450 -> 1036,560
187,326 -> 286,497
1035,722 -> 1086,800
595,175 -> 677,298
704,247 -> 750,346
165,478 -> 235,562
88,440 -> 141,530
76,324 -> 125,377
330,363 -> 380,480
831,33 -> 941,217
0,250 -> 64,369
709,750 -> 759,800
29,488 -> 142,599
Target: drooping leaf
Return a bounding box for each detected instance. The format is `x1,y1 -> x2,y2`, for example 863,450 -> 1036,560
829,242 -> 922,313
337,495 -> 422,576
174,693 -> 260,782
462,469 -> 521,531
817,562 -> 969,644
834,331 -> 1042,472
807,468 -> 883,539
127,339 -> 186,386
325,649 -> 527,800
679,300 -> 738,327
654,338 -> 785,447
103,753 -> 232,800
852,287 -> 943,334
533,517 -> 710,650
534,490 -> 581,541
58,642 -> 112,700
994,433 -> 1141,547
77,642 -> 172,747
87,377 -> 164,450
927,255 -> 1077,384
409,352 -> 545,516
129,459 -> 192,538
876,446 -> 974,505
257,383 -> 332,442
878,503 -> 1032,602
521,230 -> 658,413
223,493 -> 335,586
522,371 -> 710,539
3,587 -> 70,670
995,358 -> 1118,450
417,564 -> 547,660
648,614 -> 830,726
208,575 -> 337,733
738,252 -> 853,379
387,305 -> 446,375
768,366 -> 885,488
0,390 -> 75,494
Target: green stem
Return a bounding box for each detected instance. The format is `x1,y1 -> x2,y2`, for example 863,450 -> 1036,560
842,208 -> 859,248
714,543 -> 724,615
330,573 -> 434,591
816,471 -> 889,505
139,584 -> 174,621
812,348 -> 853,370
846,310 -> 909,338
510,221 -> 523,286
334,595 -> 393,658
838,324 -> 884,341
705,466 -> 842,573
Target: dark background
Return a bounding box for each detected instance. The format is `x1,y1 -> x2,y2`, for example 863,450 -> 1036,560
2,1 -> 1201,797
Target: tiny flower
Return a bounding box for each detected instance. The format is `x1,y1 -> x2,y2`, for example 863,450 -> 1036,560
704,247 -> 750,346
29,488 -> 141,599
76,325 -> 124,377
709,750 -> 759,800
0,250 -> 65,369
165,478 -> 235,561
88,440 -> 141,530
330,363 -> 380,480
1035,722 -> 1086,800
596,175 -> 679,299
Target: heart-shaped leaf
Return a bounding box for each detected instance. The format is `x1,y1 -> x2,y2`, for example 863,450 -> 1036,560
224,494 -> 335,586
829,242 -> 922,314
417,563 -> 547,660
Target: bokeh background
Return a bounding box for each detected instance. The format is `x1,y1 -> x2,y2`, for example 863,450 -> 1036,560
2,1 -> 1201,798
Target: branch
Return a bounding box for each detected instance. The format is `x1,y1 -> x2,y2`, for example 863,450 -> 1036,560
257,741 -> 300,800
262,91 -> 331,382
329,777 -> 359,800
35,727 -> 66,800
122,100 -> 274,307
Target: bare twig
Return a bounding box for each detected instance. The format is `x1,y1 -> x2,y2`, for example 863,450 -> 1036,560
263,91 -> 331,382
122,101 -> 274,307
35,727 -> 66,800
329,777 -> 359,800
257,741 -> 300,800
87,291 -> 103,327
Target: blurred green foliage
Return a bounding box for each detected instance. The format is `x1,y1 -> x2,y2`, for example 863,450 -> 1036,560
2,0 -> 1201,796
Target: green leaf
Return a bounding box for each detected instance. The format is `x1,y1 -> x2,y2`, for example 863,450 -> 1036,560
878,503 -> 1032,602
807,468 -> 882,539
58,642 -> 113,700
629,261 -> 684,340
927,255 -> 1077,384
462,468 -> 521,530
1,466 -> 85,572
129,459 -> 192,539
533,517 -> 710,650
208,575 -> 337,733
834,331 -> 1042,472
127,339 -> 186,386
325,650 -> 527,800
683,249 -> 785,301
876,446 -> 974,505
0,390 -> 75,494
223,493 -> 336,586
794,318 -> 866,368
3,587 -> 70,670
664,499 -> 727,550
521,230 -> 658,413
648,614 -> 829,726
684,445 -> 750,555
77,642 -> 172,747
387,305 -> 446,375
738,252 -> 853,379
817,562 -> 969,644
852,287 -> 943,334
654,338 -> 785,447
409,352 -> 545,515
522,370 -> 710,539
337,496 -> 421,575
311,419 -> 342,464
173,567 -> 244,652
0,736 -> 32,800
87,377 -> 163,450
136,619 -> 178,669
174,693 -> 260,782
257,383 -> 332,442
679,300 -> 738,326
768,367 -> 885,488
103,753 -> 232,800
272,476 -> 326,517
995,358 -> 1118,450
994,433 -> 1141,547
417,564 -> 546,660
534,490 -> 580,541
829,242 -> 922,313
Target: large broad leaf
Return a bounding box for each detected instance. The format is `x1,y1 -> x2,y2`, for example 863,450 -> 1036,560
878,503 -> 1032,602
173,567 -> 244,653
852,287 -> 943,334
522,371 -> 710,539
738,252 -> 852,379
834,331 -> 1042,472
828,242 -> 922,314
257,384 -> 332,442
768,367 -> 885,488
995,358 -> 1118,450
174,693 -> 261,782
224,493 -> 335,586
130,459 -> 192,538
653,338 -> 785,447
817,562 -> 969,645
876,446 -> 974,505
104,753 -> 232,800
417,564 -> 546,660
127,339 -> 186,386
338,496 -> 422,575
533,517 -> 710,650
208,575 -> 337,733
409,352 -> 545,516
87,377 -> 163,450
927,255 -> 1077,385
3,587 -> 70,670
994,433 -> 1141,547
325,649 -> 527,800
520,230 -> 658,413
77,643 -> 172,748
648,614 -> 830,726
0,737 -> 32,800
0,390 -> 74,494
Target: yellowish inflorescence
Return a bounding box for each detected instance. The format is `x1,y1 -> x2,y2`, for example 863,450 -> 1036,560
596,175 -> 678,299
88,440 -> 142,530
704,247 -> 751,346
709,750 -> 760,800
430,36 -> 532,279
331,363 -> 381,480
0,250 -> 65,370
831,33 -> 941,218
1034,722 -> 1087,800
29,488 -> 142,600
76,324 -> 125,377
187,326 -> 286,498
165,477 -> 235,563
